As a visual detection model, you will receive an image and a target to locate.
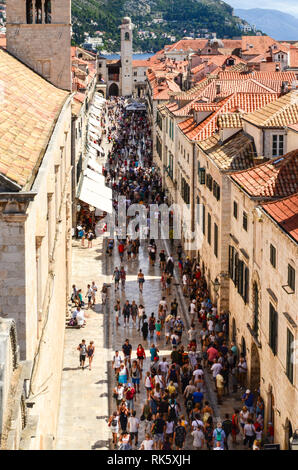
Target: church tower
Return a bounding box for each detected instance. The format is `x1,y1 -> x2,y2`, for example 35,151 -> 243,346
120,17 -> 133,97
6,0 -> 72,91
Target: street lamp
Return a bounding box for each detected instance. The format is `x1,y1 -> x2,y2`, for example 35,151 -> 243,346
212,277 -> 221,296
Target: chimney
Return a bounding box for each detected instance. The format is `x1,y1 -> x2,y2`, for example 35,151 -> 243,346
216,84 -> 221,95
281,81 -> 289,95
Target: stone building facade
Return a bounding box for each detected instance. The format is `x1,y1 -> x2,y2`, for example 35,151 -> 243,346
120,17 -> 133,97
6,0 -> 72,91
0,0 -> 73,448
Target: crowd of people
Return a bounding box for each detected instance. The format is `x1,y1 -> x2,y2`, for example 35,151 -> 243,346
71,97 -> 270,451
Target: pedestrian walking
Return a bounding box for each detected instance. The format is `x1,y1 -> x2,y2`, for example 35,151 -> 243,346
137,269 -> 145,293
87,341 -> 95,371
77,339 -> 87,369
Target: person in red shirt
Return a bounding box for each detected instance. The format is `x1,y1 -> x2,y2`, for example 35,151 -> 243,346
118,242 -> 125,262
125,384 -> 136,411
207,345 -> 219,367
136,344 -> 146,369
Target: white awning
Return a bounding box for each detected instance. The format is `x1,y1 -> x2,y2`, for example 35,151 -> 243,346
84,168 -> 106,185
89,117 -> 101,128
87,146 -> 98,157
89,141 -> 103,153
89,124 -> 101,135
87,157 -> 103,174
88,131 -> 98,141
95,93 -> 106,100
78,175 -> 112,214
90,106 -> 102,116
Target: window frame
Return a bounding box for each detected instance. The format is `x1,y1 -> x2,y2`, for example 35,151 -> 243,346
288,264 -> 296,292
270,244 -> 277,268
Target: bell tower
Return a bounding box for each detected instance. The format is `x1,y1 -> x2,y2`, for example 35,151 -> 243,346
6,0 -> 72,91
120,17 -> 133,97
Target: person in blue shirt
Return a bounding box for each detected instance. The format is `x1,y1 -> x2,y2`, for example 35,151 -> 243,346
213,423 -> 226,450
242,389 -> 254,414
150,344 -> 159,362
192,390 -> 204,406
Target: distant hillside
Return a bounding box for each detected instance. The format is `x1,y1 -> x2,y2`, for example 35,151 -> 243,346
235,8 -> 298,41
72,0 -> 258,52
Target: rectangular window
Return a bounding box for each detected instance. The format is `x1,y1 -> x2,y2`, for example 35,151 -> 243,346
199,168 -> 206,185
202,204 -> 206,235
269,303 -> 278,355
243,211 -> 248,231
214,223 -> 218,257
207,213 -> 211,245
237,260 -> 244,296
286,329 -> 294,384
270,244 -> 276,268
233,201 -> 238,219
229,246 -> 235,278
272,134 -> 284,157
288,265 -> 295,292
233,252 -> 239,286
244,267 -> 249,304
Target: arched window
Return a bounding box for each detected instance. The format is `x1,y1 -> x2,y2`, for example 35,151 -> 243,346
241,337 -> 246,358
45,0 -> 52,24
253,282 -> 259,337
35,0 -> 42,24
125,32 -> 130,41
26,0 -> 33,24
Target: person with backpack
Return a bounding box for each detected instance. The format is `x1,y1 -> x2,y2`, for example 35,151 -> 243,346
113,267 -> 120,291
174,418 -> 187,450
243,418 -> 256,449
222,414 -> 233,450
168,396 -> 179,424
108,411 -> 120,449
213,422 -> 226,450
204,417 -> 214,450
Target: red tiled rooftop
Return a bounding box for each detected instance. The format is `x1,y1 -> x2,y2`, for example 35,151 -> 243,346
178,92 -> 278,141
261,193 -> 298,243
231,150 -> 298,198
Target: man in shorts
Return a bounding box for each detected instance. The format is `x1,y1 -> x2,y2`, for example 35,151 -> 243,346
78,339 -> 87,369
122,338 -> 132,368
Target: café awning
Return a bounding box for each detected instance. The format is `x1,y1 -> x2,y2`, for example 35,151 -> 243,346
87,157 -> 102,174
78,172 -> 112,214
89,117 -> 101,128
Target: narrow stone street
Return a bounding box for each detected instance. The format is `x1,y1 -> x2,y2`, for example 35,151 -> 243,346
56,237 -> 111,450
56,98 -> 245,451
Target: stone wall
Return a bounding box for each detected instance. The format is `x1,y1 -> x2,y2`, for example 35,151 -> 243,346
6,0 -> 71,91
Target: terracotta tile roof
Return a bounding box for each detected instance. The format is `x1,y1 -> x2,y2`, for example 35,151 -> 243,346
165,39 -> 208,53
178,92 -> 278,141
289,47 -> 298,67
231,149 -> 298,198
288,122 -> 298,132
133,60 -> 151,67
261,193 -> 298,243
243,91 -> 298,127
198,131 -> 256,171
241,36 -> 277,56
218,113 -> 243,128
0,49 -> 69,190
